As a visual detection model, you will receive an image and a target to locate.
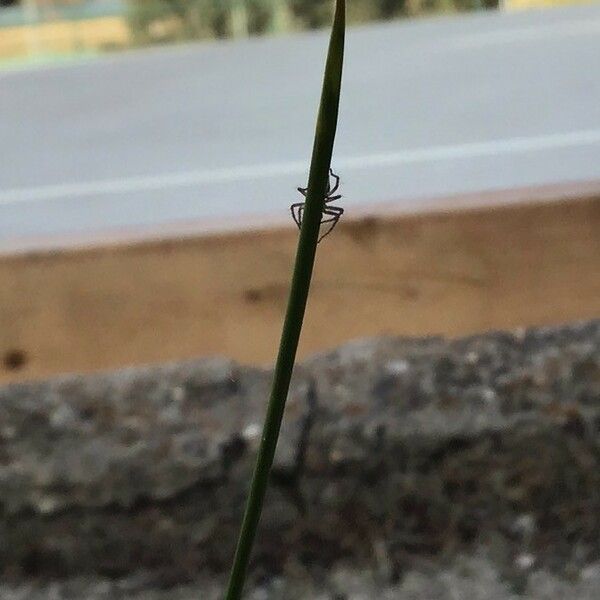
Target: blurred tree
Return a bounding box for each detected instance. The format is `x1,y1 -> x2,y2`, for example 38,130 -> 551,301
126,0 -> 499,46
290,0 -> 412,28
289,0 -> 332,29
247,0 -> 272,35
126,0 -> 230,44
376,0 -> 408,18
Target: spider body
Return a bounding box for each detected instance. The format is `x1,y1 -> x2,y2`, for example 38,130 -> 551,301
291,168 -> 344,242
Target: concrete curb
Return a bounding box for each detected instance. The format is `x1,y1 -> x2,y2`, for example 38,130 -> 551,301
0,320 -> 598,597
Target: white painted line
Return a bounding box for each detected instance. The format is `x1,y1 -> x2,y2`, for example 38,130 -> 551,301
453,18 -> 600,48
1,128 -> 600,206
0,161 -> 307,206
339,129 -> 600,170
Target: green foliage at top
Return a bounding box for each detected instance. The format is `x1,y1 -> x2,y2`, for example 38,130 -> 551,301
127,0 -> 219,44
127,0 -> 285,44
126,0 -> 498,46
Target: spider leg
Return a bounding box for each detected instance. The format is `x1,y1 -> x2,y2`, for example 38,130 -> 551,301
322,206 -> 344,222
324,194 -> 342,204
318,222 -> 338,242
323,205 -> 343,216
317,206 -> 344,242
328,169 -> 340,195
297,187 -> 307,198
290,202 -> 305,229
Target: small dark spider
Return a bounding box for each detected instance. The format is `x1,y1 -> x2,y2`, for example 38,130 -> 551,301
291,168 -> 344,243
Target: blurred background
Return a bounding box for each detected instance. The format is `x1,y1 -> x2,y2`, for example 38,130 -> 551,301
0,5 -> 598,597
0,0 -> 598,382
2,0 -> 504,62
1,0 -> 595,68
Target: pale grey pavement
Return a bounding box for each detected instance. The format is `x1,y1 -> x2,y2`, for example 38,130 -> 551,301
1,5 -> 599,247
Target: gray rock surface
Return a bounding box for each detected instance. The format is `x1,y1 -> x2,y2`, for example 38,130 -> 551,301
0,320 -> 598,598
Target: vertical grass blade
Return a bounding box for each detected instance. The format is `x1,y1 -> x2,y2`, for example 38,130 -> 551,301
224,1 -> 346,598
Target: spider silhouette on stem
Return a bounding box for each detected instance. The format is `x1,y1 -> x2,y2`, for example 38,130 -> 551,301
291,168 -> 344,243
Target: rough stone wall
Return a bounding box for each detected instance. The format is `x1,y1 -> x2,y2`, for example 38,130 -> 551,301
0,320 -> 598,598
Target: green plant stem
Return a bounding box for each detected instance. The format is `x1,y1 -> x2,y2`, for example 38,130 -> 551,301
224,2 -> 345,598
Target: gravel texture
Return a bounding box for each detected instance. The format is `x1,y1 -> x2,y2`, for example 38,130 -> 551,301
0,319 -> 598,598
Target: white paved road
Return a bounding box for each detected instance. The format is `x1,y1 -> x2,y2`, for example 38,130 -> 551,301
1,5 -> 599,247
